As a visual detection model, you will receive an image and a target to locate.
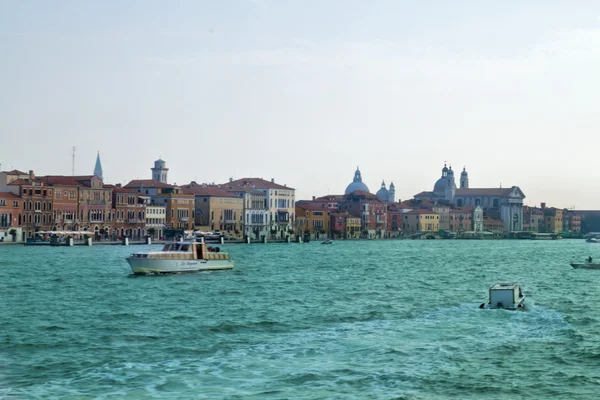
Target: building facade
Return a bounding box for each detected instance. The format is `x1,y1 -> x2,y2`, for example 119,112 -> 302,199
182,183 -> 243,236
222,178 -> 296,239
0,192 -> 23,242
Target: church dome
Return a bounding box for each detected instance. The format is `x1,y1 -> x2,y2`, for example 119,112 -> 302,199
461,167 -> 468,176
345,167 -> 370,194
376,180 -> 389,201
433,178 -> 448,196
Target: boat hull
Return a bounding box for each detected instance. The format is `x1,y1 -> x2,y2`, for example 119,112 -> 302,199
127,257 -> 234,275
571,263 -> 600,269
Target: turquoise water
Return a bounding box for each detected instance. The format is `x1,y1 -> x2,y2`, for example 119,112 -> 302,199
2,240 -> 600,399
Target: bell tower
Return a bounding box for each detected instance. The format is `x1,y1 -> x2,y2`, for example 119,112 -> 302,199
151,158 -> 169,183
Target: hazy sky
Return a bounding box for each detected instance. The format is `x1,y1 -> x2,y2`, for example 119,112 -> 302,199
1,1 -> 600,208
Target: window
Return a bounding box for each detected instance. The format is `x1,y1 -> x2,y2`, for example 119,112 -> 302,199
13,201 -> 18,208
0,200 -> 5,207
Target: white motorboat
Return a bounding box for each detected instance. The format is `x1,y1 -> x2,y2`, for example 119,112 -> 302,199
127,240 -> 234,275
480,283 -> 525,310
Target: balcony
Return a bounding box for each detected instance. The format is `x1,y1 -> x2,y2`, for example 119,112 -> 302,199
224,219 -> 236,224
128,218 -> 141,224
86,200 -> 106,206
180,217 -> 189,222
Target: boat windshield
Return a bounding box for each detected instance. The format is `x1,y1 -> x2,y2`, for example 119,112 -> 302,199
161,243 -> 191,252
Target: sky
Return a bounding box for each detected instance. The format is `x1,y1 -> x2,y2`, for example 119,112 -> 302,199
1,0 -> 600,208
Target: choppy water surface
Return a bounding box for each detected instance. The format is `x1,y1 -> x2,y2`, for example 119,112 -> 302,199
2,240 -> 600,399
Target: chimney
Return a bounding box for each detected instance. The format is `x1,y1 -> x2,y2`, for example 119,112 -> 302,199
312,196 -> 316,201
116,183 -> 122,188
541,202 -> 546,209
271,178 -> 275,183
229,177 -> 233,182
29,170 -> 34,180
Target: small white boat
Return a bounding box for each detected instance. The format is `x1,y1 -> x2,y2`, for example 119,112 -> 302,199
586,238 -> 599,243
127,240 -> 234,275
480,283 -> 525,310
321,240 -> 333,245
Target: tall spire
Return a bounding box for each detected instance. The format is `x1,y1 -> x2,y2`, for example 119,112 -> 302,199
94,151 -> 103,180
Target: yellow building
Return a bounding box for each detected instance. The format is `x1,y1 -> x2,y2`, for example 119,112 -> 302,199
346,216 -> 361,239
403,210 -> 439,234
543,207 -> 563,233
182,184 -> 243,236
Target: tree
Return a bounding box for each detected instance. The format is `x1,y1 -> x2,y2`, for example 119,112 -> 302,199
148,227 -> 156,238
9,229 -> 17,242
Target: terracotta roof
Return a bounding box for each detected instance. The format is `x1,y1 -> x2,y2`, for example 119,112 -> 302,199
223,178 -> 294,191
3,170 -> 27,175
109,186 -> 139,194
296,202 -> 328,211
36,175 -> 96,187
7,179 -> 30,186
455,187 -> 517,197
345,190 -> 378,200
406,209 -> 439,215
0,192 -> 20,199
182,185 -> 237,197
450,207 -> 474,213
314,195 -> 345,202
125,179 -> 174,189
414,191 -> 434,197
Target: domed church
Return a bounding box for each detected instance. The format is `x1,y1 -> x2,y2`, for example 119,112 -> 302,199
414,162 -> 525,233
376,180 -> 396,202
345,167 -> 370,194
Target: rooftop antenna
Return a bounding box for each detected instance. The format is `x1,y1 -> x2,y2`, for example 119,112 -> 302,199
71,146 -> 76,175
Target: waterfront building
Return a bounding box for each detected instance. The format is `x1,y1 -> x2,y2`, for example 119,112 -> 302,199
108,185 -> 146,239
223,184 -> 269,240
10,174 -> 55,238
182,183 -> 243,236
36,176 -> 81,233
523,206 -> 544,232
483,217 -> 504,232
124,180 -> 194,232
386,203 -> 405,236
403,209 -> 439,234
562,209 -> 581,233
145,203 -> 166,239
330,211 -> 348,239
449,207 -> 473,232
432,204 -> 450,231
345,216 -> 361,239
295,202 -> 330,240
339,191 -> 387,238
0,192 -> 23,242
542,207 -> 563,233
73,176 -> 113,236
222,178 -> 295,239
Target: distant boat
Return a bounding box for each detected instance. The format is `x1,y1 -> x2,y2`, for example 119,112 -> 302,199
571,263 -> 600,269
24,237 -> 50,246
586,238 -> 599,243
321,240 -> 333,245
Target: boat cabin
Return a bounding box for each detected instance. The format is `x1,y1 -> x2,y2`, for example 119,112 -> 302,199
156,241 -> 230,261
483,283 -> 525,310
